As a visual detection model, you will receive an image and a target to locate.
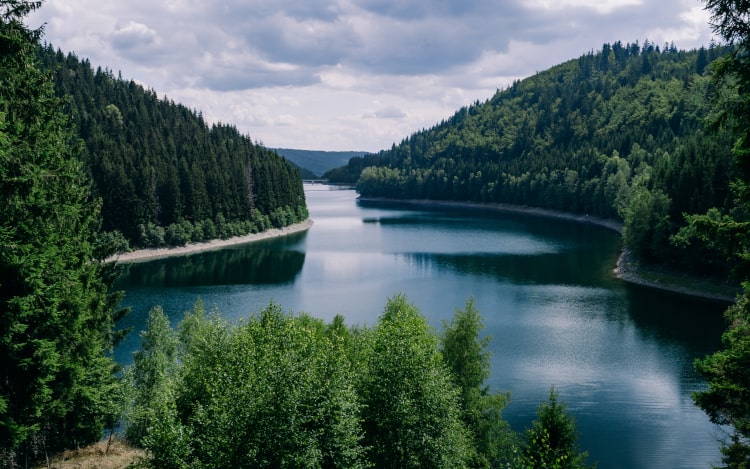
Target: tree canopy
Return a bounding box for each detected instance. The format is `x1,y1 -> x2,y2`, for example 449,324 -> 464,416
118,296 -> 593,468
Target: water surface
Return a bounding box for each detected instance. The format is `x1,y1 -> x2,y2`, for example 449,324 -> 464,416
115,184 -> 729,468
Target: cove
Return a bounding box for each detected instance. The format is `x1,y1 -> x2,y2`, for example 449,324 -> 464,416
114,183 -> 730,469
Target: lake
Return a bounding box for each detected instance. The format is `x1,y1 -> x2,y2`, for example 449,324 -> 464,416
114,183 -> 730,468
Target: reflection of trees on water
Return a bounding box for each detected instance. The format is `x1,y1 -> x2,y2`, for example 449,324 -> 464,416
405,249 -> 727,358
403,249 -> 618,288
115,244 -> 306,287
624,284 -> 727,354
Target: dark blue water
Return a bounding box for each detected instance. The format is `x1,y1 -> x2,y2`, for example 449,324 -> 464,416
114,184 -> 729,468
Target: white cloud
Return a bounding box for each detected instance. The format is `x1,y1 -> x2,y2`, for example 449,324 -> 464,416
373,106 -> 407,119
524,0 -> 642,14
111,21 -> 159,49
28,0 -> 717,151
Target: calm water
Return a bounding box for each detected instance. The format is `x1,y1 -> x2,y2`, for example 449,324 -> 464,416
114,184 -> 730,469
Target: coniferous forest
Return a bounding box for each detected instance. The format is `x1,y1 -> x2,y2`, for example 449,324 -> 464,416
38,46 -> 308,250
326,42 -> 737,277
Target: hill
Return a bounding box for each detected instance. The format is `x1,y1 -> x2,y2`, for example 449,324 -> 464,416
38,46 -> 308,250
274,148 -> 368,178
327,41 -> 736,276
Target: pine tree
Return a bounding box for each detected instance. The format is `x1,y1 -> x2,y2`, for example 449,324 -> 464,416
0,1 -> 118,464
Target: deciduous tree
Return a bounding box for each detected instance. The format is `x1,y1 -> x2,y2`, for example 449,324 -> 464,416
360,294 -> 472,468
520,387 -> 592,469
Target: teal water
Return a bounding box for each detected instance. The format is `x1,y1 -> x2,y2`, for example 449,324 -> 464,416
114,184 -> 729,468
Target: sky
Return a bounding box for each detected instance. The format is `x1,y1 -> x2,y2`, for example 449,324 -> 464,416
29,0 -> 718,152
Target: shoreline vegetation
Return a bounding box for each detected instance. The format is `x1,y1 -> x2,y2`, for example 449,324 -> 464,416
106,219 -> 314,264
360,197 -> 739,303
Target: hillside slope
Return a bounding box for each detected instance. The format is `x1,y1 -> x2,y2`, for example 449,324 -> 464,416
39,46 -> 307,249
329,42 -> 735,274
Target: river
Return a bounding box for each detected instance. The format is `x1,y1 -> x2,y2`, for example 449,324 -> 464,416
114,183 -> 730,468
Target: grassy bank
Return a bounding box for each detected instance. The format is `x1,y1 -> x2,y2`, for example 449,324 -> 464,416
34,437 -> 145,469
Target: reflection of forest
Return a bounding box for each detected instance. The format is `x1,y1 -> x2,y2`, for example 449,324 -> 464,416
116,241 -> 306,287
403,249 -> 616,287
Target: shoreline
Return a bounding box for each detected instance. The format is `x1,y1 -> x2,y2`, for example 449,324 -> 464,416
358,196 -> 624,232
360,197 -> 738,303
106,219 -> 314,264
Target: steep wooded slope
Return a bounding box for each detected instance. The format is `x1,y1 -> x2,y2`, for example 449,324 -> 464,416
39,46 -> 307,248
328,42 -> 735,273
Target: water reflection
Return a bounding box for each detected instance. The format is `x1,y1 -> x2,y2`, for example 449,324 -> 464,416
115,231 -> 307,288
403,250 -> 619,287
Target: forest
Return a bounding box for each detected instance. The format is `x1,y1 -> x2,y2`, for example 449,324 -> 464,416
3,0 -> 750,466
38,46 -> 308,250
325,42 -> 737,277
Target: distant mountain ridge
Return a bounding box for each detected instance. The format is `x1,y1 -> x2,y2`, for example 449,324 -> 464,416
273,148 -> 368,178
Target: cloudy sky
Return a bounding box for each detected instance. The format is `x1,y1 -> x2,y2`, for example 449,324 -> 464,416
29,0 -> 717,152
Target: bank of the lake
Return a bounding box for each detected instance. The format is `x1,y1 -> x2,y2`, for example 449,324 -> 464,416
359,196 -> 739,303
106,219 -> 314,264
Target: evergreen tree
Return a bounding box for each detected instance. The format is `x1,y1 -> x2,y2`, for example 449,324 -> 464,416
36,49 -> 308,248
691,1 -> 750,466
441,298 -> 515,468
328,43 -> 735,275
520,388 -> 592,469
0,0 -> 118,464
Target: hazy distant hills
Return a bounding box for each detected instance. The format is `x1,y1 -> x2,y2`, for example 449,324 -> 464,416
273,148 -> 368,178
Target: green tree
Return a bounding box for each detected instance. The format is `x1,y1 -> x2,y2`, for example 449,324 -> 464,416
360,294 -> 472,468
520,387 -> 592,469
122,306 -> 190,468
172,302 -> 367,469
441,298 -> 515,468
123,306 -> 179,445
0,0 -> 118,464
621,186 -> 672,259
690,1 -> 750,466
694,291 -> 750,467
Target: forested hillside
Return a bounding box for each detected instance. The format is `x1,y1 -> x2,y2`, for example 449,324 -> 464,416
327,42 -> 735,275
38,46 -> 307,249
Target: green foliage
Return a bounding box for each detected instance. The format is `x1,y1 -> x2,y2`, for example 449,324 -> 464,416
122,296 -> 599,468
520,387 -> 593,469
621,186 -> 673,259
689,1 -> 750,466
123,307 -> 179,445
0,0 -> 119,464
36,46 -> 308,247
441,298 -> 516,468
331,43 -> 736,274
121,298 -> 491,467
694,284 -> 750,468
360,294 -> 472,468
123,301 -> 367,468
